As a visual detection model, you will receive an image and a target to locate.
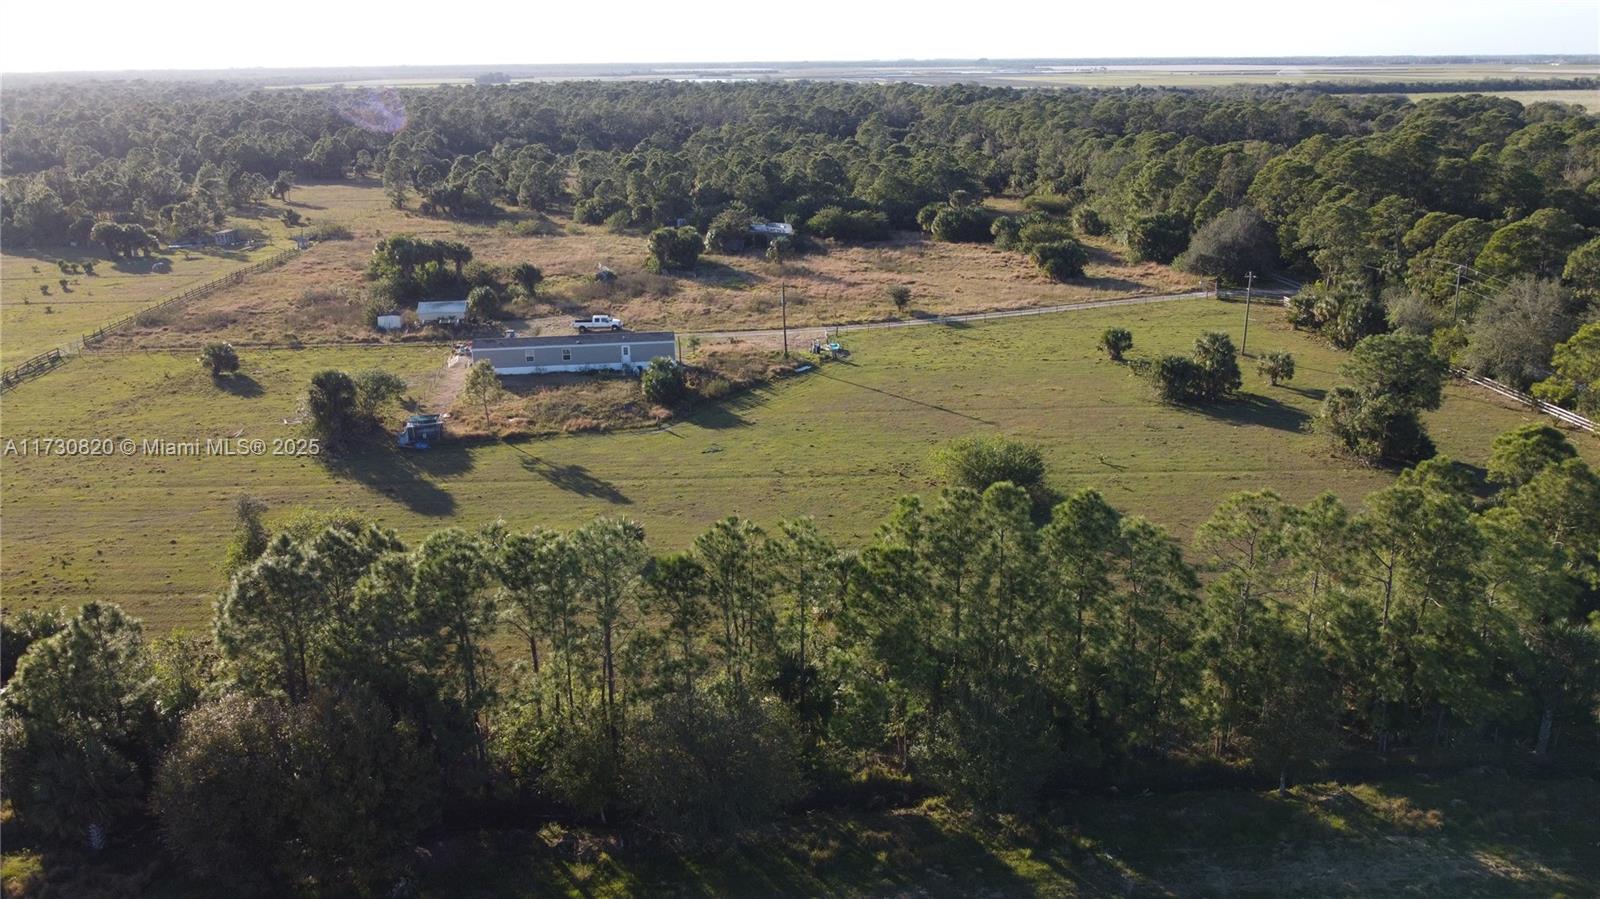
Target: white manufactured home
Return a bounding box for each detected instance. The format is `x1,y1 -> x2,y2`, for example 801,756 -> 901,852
470,331 -> 677,375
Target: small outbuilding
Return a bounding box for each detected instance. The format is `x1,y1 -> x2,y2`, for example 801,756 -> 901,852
417,300 -> 468,325
212,229 -> 242,247
750,221 -> 794,239
470,331 -> 677,376
376,312 -> 403,331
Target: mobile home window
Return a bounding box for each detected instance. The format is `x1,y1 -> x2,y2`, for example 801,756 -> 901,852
525,351 -> 537,362
562,349 -> 572,361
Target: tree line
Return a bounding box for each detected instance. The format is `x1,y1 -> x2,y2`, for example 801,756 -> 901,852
5,80 -> 1594,410
3,425 -> 1596,894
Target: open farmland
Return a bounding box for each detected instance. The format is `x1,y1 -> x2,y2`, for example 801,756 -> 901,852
0,211 -> 294,366
3,296 -> 1588,630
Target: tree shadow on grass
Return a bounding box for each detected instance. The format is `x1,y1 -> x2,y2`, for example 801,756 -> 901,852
322,440 -> 470,516
679,385 -> 775,430
1282,384 -> 1326,402
688,260 -> 763,289
503,441 -> 630,504
414,810 -> 1048,898
1186,391 -> 1311,434
1063,779 -> 1584,896
817,371 -> 997,426
211,373 -> 264,398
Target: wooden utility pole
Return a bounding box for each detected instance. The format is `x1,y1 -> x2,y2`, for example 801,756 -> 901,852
780,283 -> 789,357
1241,270 -> 1255,357
1451,264 -> 1464,323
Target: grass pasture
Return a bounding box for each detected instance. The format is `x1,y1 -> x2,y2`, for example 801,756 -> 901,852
0,210 -> 296,366
3,297 -> 1589,630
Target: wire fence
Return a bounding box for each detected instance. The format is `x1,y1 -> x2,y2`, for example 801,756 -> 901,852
81,247 -> 301,347
1,246 -> 303,393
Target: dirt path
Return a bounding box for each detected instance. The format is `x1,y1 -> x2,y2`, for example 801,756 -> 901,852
417,350 -> 469,413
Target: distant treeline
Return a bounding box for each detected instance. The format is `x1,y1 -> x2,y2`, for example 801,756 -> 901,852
1288,76 -> 1600,95
3,79 -> 1596,412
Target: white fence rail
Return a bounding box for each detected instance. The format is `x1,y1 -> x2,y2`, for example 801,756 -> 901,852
1455,369 -> 1595,433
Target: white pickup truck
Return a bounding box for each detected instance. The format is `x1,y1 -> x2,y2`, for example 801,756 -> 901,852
573,314 -> 624,333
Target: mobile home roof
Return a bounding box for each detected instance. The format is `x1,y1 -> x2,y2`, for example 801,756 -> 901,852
472,331 -> 675,351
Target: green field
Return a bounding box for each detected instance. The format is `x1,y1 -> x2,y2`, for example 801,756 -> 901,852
0,211 -> 294,367
3,297 -> 1588,630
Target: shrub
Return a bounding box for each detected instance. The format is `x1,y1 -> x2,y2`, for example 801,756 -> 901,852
1152,354 -> 1203,404
1030,239 -> 1089,281
1193,331 -> 1242,400
927,205 -> 994,243
805,206 -> 890,242
991,215 -> 1021,250
641,357 -> 686,405
1297,281 -> 1388,349
467,285 -> 502,320
1016,219 -> 1075,250
1175,207 -> 1277,282
1386,291 -> 1441,336
887,284 -> 912,312
1122,212 -> 1190,264
1148,332 -> 1240,403
307,222 -> 353,241
200,342 -> 240,377
463,260 -> 503,290
1257,351 -> 1296,386
1072,206 -> 1108,236
934,434 -> 1049,507
704,204 -> 754,253
1100,327 -> 1133,361
646,226 -> 703,272
507,262 -> 543,297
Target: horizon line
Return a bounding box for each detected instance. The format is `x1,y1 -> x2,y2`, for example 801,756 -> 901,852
7,53 -> 1600,79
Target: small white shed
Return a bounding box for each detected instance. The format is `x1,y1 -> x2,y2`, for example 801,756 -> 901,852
376,312 -> 403,332
417,300 -> 468,325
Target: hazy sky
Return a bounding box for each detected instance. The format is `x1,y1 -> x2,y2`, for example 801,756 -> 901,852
5,0 -> 1597,73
